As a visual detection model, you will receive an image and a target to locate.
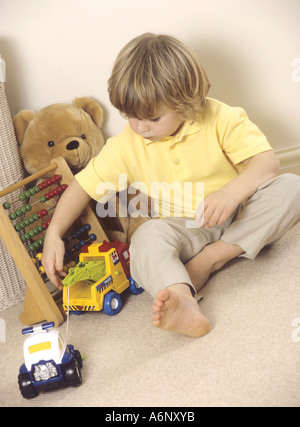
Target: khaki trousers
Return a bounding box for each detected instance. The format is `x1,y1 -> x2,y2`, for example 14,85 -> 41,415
130,174 -> 300,297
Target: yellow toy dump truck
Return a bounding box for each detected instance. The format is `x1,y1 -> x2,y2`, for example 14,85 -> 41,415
62,240 -> 143,315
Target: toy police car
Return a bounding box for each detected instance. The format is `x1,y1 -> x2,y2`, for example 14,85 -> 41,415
18,322 -> 82,399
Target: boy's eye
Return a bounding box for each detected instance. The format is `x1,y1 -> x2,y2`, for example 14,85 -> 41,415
150,116 -> 161,122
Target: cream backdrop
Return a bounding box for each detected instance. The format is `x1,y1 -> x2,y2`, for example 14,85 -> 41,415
0,0 -> 299,149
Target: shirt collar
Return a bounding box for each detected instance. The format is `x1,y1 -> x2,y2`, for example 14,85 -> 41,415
143,115 -> 203,146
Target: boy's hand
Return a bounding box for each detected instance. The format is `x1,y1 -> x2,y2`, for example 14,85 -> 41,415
42,233 -> 66,290
195,187 -> 240,228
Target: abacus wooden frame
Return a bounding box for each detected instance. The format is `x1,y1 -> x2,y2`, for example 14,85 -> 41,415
0,157 -> 107,326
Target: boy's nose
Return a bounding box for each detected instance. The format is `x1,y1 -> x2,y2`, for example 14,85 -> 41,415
136,120 -> 150,133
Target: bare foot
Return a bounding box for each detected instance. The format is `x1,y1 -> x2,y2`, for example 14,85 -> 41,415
152,284 -> 210,338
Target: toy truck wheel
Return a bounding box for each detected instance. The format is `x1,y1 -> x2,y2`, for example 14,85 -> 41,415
18,373 -> 38,399
74,349 -> 83,369
129,276 -> 144,295
62,359 -> 82,387
103,291 -> 122,315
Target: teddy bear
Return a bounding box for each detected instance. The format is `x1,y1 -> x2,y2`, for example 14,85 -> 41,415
13,97 -> 149,243
13,97 -> 105,176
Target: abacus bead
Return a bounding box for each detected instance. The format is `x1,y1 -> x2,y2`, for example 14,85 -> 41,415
33,214 -> 39,221
25,204 -> 32,212
15,209 -> 22,217
29,243 -> 36,251
29,230 -> 35,238
9,212 -> 17,220
29,188 -> 36,196
33,186 -> 40,193
84,224 -> 91,231
38,182 -> 45,190
41,209 -> 48,217
36,253 -> 43,261
39,195 -> 47,203
20,207 -> 27,215
74,242 -> 82,251
89,233 -> 97,241
19,193 -> 26,201
39,266 -> 45,274
24,190 -> 31,199
38,225 -> 44,232
38,237 -> 44,246
28,216 -> 35,224
15,224 -> 22,232
3,202 -> 11,209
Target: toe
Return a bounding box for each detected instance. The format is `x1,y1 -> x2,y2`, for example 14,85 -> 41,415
156,288 -> 171,303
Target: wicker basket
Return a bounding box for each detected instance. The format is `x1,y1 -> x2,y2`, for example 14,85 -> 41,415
0,68 -> 26,311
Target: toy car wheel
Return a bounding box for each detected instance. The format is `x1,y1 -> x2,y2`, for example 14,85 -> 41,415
129,276 -> 144,295
103,291 -> 122,315
62,359 -> 82,387
74,349 -> 83,369
18,372 -> 38,399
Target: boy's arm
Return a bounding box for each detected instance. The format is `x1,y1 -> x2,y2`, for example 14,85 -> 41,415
42,178 -> 91,289
196,150 -> 280,228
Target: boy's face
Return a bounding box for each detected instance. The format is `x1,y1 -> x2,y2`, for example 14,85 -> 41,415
128,109 -> 183,142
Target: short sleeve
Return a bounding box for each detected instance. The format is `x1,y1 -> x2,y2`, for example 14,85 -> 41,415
219,107 -> 272,164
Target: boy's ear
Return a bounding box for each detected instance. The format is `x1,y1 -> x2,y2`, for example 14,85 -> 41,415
13,110 -> 36,145
72,97 -> 103,128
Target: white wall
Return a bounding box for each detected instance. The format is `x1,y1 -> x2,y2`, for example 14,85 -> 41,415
1,0 -> 299,149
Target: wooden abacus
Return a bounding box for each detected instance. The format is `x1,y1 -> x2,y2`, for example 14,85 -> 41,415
0,157 -> 107,326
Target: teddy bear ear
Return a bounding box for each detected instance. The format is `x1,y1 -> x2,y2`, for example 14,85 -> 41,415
72,97 -> 103,128
13,110 -> 36,145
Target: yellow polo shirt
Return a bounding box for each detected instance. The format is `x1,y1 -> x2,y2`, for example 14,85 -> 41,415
75,98 -> 272,218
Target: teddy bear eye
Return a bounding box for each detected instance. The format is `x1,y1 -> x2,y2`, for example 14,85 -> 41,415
81,134 -> 86,139
48,141 -> 55,147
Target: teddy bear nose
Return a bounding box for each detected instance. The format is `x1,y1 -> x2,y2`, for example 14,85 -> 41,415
67,140 -> 79,150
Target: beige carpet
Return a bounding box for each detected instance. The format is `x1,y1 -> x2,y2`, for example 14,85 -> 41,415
1,221 -> 300,407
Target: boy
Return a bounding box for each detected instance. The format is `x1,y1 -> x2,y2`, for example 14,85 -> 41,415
42,33 -> 300,338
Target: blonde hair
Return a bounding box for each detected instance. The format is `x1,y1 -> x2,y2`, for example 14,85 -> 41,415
108,33 -> 211,121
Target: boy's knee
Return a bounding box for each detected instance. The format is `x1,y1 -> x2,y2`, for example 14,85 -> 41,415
130,220 -> 161,258
131,219 -> 174,246
277,173 -> 300,188
259,173 -> 300,202
130,219 -> 179,264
